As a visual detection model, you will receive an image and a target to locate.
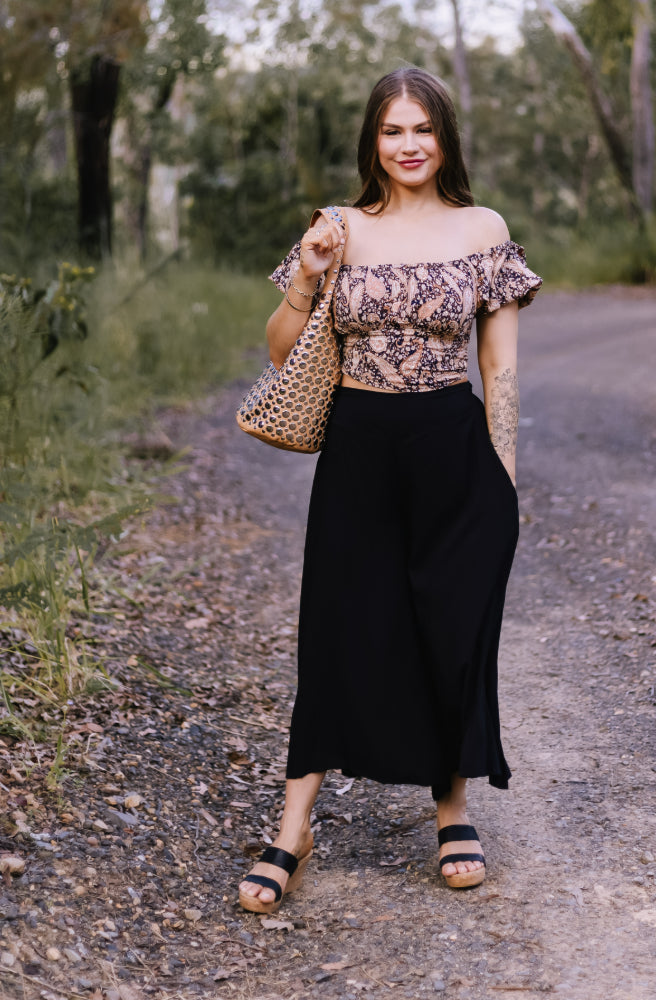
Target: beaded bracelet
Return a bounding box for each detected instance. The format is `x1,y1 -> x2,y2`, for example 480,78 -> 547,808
284,291 -> 312,312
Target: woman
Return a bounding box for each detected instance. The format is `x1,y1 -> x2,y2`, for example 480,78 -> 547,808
238,67 -> 542,912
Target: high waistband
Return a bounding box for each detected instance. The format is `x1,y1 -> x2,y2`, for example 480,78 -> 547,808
334,380 -> 472,403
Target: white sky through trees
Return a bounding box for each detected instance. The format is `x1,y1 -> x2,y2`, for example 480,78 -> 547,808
210,0 -> 527,67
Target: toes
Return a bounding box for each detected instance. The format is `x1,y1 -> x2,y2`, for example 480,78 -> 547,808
240,881 -> 275,902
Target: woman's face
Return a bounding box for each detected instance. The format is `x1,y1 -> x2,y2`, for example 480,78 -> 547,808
376,96 -> 442,188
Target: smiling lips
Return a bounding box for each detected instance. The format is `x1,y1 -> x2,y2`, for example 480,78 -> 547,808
398,159 -> 426,168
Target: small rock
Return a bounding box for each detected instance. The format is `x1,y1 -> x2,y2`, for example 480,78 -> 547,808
0,897 -> 19,920
433,981 -> 446,992
86,836 -> 100,847
1,953 -> 15,967
46,947 -> 61,961
124,793 -> 142,810
107,809 -> 139,828
92,819 -> 109,831
184,908 -> 202,922
73,885 -> 86,897
63,948 -> 81,963
640,851 -> 654,864
0,855 -> 25,877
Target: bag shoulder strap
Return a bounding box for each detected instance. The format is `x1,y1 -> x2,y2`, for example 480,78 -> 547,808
310,205 -> 350,240
309,206 -> 349,311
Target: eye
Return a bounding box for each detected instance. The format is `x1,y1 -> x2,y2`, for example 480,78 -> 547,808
382,129 -> 399,136
418,126 -> 432,133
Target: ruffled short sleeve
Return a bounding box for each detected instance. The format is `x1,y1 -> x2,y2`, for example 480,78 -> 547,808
269,240 -> 303,293
475,241 -> 542,317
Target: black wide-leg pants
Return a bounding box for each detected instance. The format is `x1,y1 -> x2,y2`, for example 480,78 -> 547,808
286,381 -> 518,800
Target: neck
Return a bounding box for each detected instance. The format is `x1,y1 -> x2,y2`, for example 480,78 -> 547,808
384,180 -> 443,216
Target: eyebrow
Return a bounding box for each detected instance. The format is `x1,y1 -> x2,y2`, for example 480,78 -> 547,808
381,120 -> 431,129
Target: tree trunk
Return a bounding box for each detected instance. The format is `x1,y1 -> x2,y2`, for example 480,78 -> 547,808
70,55 -> 121,260
535,0 -> 642,220
449,0 -> 473,169
630,0 -> 654,214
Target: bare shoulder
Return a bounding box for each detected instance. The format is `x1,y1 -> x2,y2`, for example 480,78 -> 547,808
462,206 -> 511,249
342,205 -> 373,231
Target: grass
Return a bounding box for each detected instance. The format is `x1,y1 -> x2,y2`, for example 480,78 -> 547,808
0,257 -> 277,763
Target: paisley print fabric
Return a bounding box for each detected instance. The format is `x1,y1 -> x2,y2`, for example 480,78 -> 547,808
271,238 -> 542,393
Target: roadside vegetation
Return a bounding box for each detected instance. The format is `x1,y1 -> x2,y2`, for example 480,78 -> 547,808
0,260 -> 275,758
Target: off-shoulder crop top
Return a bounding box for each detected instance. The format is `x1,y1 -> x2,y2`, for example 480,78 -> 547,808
270,234 -> 542,393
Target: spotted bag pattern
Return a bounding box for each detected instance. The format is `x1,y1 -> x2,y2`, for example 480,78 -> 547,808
236,206 -> 347,453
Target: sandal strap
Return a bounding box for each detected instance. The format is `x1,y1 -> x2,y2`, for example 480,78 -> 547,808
439,852 -> 486,870
241,874 -> 283,902
437,824 -> 479,847
259,845 -> 299,876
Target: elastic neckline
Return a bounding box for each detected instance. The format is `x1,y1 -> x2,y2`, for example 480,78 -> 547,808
339,239 -> 519,271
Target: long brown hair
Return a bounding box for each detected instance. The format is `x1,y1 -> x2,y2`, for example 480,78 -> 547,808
353,67 -> 474,213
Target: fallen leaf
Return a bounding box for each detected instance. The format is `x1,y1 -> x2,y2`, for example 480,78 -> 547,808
372,913 -> 396,922
212,969 -> 235,981
198,807 -> 217,826
260,917 -> 294,931
184,908 -> 202,922
335,778 -> 355,796
320,960 -> 353,971
184,617 -> 211,630
379,856 -> 407,867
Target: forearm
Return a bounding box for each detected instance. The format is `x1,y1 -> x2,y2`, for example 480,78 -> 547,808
266,271 -> 318,368
481,366 -> 519,485
267,212 -> 344,369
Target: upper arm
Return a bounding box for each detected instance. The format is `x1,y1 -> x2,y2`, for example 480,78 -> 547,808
473,209 -> 518,371
476,301 -> 519,374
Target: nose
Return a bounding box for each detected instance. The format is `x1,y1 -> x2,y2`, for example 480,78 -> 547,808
401,131 -> 419,154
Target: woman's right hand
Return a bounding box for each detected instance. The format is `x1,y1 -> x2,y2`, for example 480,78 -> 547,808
297,218 -> 346,280
266,214 -> 346,369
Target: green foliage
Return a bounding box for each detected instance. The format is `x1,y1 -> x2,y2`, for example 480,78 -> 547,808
0,253 -> 275,735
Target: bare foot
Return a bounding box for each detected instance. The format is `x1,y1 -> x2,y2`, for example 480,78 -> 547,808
239,827 -> 314,906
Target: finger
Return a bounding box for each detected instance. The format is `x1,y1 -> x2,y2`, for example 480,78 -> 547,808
305,222 -> 344,253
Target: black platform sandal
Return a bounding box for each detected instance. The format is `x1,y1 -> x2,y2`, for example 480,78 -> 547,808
238,845 -> 313,914
438,823 -> 486,889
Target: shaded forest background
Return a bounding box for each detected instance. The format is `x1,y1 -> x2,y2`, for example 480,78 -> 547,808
1,0 -> 655,281
0,0 -> 655,744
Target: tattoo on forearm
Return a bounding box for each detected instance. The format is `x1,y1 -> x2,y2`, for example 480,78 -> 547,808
489,368 -> 519,461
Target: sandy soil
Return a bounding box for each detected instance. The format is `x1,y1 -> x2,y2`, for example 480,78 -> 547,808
1,287 -> 655,1000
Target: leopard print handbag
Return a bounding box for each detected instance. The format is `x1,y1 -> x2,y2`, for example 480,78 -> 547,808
235,206 -> 348,453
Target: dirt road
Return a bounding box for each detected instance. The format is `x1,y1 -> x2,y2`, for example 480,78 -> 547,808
1,287 -> 655,1000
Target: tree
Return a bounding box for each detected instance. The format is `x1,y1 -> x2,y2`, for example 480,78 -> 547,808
535,0 -> 654,221
2,1 -> 147,260
449,0 -> 473,168
120,0 -> 224,260
66,1 -> 147,259
630,0 -> 654,213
